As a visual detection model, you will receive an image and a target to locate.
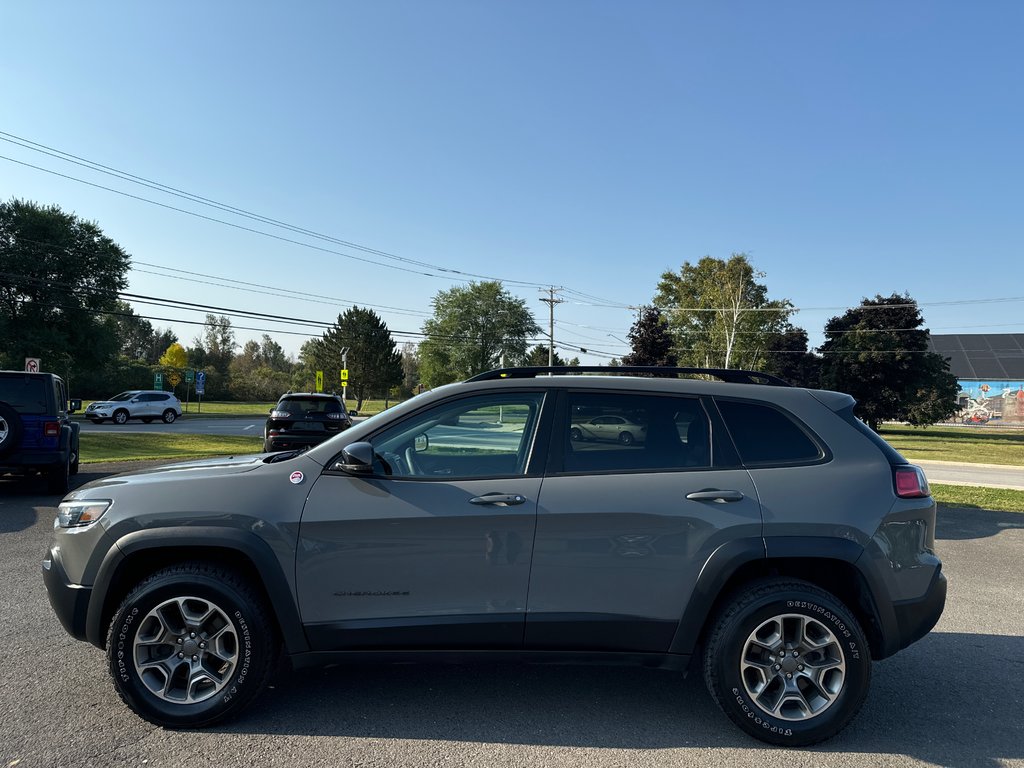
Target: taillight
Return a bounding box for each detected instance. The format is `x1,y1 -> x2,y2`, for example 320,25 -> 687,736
894,465 -> 930,498
270,410 -> 292,418
44,421 -> 60,437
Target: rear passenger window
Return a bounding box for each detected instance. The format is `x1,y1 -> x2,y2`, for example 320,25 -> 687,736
717,400 -> 823,465
562,393 -> 710,473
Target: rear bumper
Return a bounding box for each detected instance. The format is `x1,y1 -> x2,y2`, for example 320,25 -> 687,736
42,546 -> 91,643
0,449 -> 67,471
892,567 -> 947,652
265,432 -> 339,451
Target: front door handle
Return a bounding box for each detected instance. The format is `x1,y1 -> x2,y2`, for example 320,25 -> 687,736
469,493 -> 527,506
685,489 -> 745,503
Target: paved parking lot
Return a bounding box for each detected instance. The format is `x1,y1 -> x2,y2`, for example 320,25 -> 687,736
2,464 -> 1022,768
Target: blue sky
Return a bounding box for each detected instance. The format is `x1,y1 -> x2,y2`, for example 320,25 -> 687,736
2,2 -> 1022,363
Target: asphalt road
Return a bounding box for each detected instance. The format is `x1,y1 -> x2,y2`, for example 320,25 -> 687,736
1,464 -> 1022,767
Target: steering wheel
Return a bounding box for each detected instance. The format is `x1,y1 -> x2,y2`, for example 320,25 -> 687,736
403,446 -> 422,476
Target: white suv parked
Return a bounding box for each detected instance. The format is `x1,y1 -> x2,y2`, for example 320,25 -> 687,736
84,390 -> 183,424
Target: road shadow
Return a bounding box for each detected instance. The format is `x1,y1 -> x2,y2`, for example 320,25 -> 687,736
211,632 -> 1020,767
936,503 -> 1024,540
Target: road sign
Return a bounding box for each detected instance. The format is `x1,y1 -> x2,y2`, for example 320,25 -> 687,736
185,369 -> 195,384
316,370 -> 324,392
25,358 -> 40,373
195,371 -> 206,395
154,372 -> 164,389
340,369 -> 349,382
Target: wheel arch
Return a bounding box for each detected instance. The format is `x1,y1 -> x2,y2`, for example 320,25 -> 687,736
87,527 -> 308,655
671,537 -> 895,661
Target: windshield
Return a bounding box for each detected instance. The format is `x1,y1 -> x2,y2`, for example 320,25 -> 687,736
110,392 -> 136,402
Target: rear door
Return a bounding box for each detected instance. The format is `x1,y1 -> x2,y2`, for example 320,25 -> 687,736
525,389 -> 762,652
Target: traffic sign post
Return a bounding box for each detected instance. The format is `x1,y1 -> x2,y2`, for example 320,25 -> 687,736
154,372 -> 163,390
195,371 -> 206,413
340,368 -> 349,402
184,369 -> 194,413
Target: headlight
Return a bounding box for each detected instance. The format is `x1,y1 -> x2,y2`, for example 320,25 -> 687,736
57,499 -> 112,528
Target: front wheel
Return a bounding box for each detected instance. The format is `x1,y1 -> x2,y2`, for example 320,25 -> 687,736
106,562 -> 278,728
703,578 -> 871,746
113,410 -> 129,425
618,431 -> 634,445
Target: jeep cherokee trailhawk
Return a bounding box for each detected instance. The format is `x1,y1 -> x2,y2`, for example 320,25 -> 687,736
42,367 -> 946,745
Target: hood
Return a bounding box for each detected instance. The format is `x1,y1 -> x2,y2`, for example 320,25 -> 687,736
67,453 -> 269,496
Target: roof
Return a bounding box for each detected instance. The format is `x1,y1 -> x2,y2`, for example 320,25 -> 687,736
928,334 -> 1024,380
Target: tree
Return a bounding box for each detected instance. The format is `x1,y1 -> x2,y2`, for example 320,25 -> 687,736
194,314 -> 236,374
419,281 -> 540,386
524,345 -> 579,367
147,327 -> 178,365
109,301 -> 156,361
621,306 -> 676,367
0,199 -> 130,376
306,307 -> 403,409
158,342 -> 188,393
819,294 -> 959,430
400,342 -> 420,397
761,327 -> 821,388
654,254 -> 792,369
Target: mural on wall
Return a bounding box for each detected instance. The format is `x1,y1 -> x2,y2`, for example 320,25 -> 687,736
955,381 -> 1024,424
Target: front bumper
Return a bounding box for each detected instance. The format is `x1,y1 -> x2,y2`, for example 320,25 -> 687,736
42,546 -> 91,642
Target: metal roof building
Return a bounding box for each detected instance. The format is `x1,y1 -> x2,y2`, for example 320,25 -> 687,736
927,334 -> 1024,380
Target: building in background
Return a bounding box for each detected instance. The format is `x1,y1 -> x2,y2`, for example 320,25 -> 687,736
928,334 -> 1024,424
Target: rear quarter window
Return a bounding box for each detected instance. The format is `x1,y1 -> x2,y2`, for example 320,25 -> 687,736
717,399 -> 825,466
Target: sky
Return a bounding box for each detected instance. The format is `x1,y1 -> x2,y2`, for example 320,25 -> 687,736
2,1 -> 1022,366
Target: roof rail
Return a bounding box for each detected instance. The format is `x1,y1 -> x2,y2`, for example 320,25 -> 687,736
466,366 -> 791,386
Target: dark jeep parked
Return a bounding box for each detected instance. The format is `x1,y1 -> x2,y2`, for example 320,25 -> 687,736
0,370 -> 81,494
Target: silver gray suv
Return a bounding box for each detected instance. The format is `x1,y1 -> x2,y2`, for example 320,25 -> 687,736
42,367 -> 945,746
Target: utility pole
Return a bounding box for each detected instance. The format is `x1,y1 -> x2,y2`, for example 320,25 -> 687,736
538,287 -> 565,367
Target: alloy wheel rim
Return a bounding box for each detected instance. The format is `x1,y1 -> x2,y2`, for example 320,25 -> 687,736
133,596 -> 240,704
740,613 -> 847,721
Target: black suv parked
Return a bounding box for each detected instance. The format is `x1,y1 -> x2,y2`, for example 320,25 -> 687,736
263,392 -> 353,452
0,370 -> 81,493
44,367 -> 945,745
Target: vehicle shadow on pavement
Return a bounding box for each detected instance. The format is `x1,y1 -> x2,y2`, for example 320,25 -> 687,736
937,504 -> 1024,540
215,632 -> 1021,766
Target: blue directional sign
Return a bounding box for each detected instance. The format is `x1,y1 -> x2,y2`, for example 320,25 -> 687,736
195,370 -> 206,395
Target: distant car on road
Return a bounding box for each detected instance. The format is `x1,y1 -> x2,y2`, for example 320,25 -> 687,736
569,414 -> 647,444
263,392 -> 353,452
84,390 -> 182,424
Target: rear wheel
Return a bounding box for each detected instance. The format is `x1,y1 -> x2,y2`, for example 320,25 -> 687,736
569,427 -> 582,441
703,578 -> 870,746
47,452 -> 71,495
618,431 -> 634,445
162,409 -> 177,424
106,562 -> 278,728
113,409 -> 129,425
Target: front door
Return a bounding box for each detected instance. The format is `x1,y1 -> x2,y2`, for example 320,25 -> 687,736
297,390 -> 549,651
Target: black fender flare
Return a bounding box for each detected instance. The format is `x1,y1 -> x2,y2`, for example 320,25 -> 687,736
669,536 -> 891,657
86,527 -> 308,654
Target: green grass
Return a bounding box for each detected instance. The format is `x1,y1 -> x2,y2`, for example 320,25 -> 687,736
880,425 -> 1024,466
80,433 -> 263,463
932,483 -> 1024,513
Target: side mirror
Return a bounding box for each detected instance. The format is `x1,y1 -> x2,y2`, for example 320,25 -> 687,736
69,399 -> 82,413
335,442 -> 376,474
348,409 -> 358,416
413,433 -> 429,453
269,407 -> 274,414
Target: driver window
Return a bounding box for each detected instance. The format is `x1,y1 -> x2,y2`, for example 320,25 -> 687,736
371,393 -> 545,479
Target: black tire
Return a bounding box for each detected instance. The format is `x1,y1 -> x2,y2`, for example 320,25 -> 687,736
262,440 -> 273,452
113,409 -> 129,425
569,427 -> 582,442
618,431 -> 634,445
106,562 -> 278,728
142,418 -> 154,424
0,401 -> 23,458
702,578 -> 871,746
162,409 -> 177,424
70,436 -> 80,475
47,451 -> 71,495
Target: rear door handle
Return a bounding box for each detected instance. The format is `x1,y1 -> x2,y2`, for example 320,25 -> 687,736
685,489 -> 745,503
469,493 -> 527,506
